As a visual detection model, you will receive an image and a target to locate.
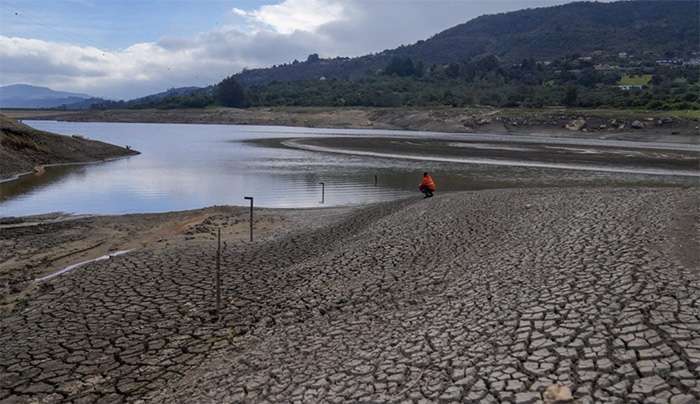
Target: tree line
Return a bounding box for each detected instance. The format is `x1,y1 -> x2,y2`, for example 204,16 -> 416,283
92,55 -> 700,111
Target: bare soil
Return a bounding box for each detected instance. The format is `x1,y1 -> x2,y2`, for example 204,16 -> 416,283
0,205 -> 352,314
1,188 -> 698,403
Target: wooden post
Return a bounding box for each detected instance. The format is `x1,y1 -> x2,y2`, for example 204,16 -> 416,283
244,196 -> 254,241
216,227 -> 221,321
374,175 -> 378,186
319,182 -> 325,204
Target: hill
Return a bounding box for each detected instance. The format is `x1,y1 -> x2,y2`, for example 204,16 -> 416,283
234,0 -> 700,86
0,84 -> 93,109
0,114 -> 139,181
124,87 -> 205,105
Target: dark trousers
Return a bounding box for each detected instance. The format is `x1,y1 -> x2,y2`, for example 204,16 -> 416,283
419,185 -> 433,198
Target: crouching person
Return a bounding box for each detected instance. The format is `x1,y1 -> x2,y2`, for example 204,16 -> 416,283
419,172 -> 436,198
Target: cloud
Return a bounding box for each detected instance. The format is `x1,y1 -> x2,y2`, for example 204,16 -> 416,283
233,0 -> 345,34
0,0 -> 579,99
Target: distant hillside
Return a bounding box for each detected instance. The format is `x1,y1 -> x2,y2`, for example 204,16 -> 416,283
126,87 -> 204,105
0,84 -> 93,108
0,114 -> 138,181
235,0 -> 700,86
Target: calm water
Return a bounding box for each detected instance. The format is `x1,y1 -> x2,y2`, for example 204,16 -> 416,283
0,121 -> 465,216
0,121 -> 693,217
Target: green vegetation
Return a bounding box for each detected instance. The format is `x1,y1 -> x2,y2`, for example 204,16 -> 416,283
216,76 -> 247,108
619,74 -> 652,86
241,56 -> 700,110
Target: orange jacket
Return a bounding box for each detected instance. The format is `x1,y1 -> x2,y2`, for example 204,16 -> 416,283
420,175 -> 436,192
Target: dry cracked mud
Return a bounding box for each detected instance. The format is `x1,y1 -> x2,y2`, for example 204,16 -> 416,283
1,187 -> 699,404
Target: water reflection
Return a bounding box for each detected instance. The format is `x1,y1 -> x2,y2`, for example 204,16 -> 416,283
0,121 -> 690,217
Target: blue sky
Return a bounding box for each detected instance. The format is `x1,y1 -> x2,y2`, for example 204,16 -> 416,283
1,0 -> 270,49
0,0 -> 580,99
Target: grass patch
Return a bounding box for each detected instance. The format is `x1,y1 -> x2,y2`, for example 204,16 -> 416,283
618,74 -> 652,86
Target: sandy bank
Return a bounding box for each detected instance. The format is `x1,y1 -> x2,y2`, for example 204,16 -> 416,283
3,106 -> 699,144
276,136 -> 700,177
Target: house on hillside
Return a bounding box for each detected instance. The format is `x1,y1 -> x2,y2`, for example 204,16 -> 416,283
617,85 -> 643,91
656,59 -> 683,66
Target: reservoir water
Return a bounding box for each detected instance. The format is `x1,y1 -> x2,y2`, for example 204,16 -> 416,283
0,121 -> 695,217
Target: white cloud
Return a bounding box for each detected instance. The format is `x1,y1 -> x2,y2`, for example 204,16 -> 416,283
232,7 -> 248,17
0,0 -> 580,99
234,0 -> 345,34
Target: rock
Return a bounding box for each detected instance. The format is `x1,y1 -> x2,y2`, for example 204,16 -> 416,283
599,124 -> 607,129
543,384 -> 573,403
565,118 -> 586,131
477,118 -> 492,125
631,120 -> 644,129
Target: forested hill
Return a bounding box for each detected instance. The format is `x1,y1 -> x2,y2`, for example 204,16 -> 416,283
235,0 -> 699,86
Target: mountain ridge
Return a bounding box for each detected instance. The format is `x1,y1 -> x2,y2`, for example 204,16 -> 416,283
234,0 -> 700,86
0,84 -> 93,108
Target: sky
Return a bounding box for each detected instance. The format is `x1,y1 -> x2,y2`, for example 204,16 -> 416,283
0,0 -> 582,100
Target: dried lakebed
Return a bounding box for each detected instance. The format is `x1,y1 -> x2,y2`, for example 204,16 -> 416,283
276,136 -> 700,178
1,187 -> 699,403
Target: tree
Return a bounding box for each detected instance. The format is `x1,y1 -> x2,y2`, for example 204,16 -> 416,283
306,53 -> 320,63
562,86 -> 578,106
475,55 -> 499,74
216,76 -> 247,108
445,63 -> 461,78
384,56 -> 416,77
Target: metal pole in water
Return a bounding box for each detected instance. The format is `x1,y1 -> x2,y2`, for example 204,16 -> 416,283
216,227 -> 221,321
244,196 -> 254,241
319,182 -> 325,204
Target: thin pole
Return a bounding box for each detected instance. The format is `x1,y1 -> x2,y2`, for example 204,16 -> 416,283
374,175 -> 378,186
319,182 -> 325,204
216,227 -> 221,321
244,196 -> 254,241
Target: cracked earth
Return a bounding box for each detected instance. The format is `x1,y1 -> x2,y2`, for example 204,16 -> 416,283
1,187 -> 698,403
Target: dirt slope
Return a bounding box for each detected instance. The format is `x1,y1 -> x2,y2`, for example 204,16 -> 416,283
0,113 -> 138,181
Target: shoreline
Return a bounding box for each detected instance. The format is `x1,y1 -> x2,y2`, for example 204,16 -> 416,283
0,155 -> 138,184
3,106 -> 699,144
0,113 -> 140,182
280,138 -> 700,178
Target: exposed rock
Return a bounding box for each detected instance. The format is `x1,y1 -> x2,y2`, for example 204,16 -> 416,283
565,117 -> 586,131
631,120 -> 644,129
543,384 -> 573,403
